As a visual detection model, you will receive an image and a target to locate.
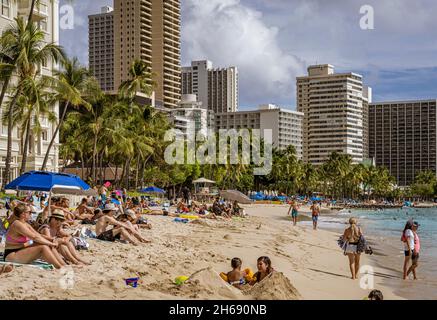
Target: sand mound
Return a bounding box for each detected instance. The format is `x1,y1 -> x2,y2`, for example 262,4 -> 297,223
185,267 -> 244,300
245,272 -> 301,300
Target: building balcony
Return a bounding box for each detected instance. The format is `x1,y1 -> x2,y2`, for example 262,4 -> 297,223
18,0 -> 49,22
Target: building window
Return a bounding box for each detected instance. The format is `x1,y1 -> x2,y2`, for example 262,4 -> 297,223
38,18 -> 48,32
1,0 -> 10,17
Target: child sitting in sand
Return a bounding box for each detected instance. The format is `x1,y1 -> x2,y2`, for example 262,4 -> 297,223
250,256 -> 274,285
220,258 -> 254,288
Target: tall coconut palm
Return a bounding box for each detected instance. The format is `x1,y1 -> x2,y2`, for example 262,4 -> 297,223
119,60 -> 155,102
0,18 -> 65,189
12,76 -> 56,174
41,57 -> 93,170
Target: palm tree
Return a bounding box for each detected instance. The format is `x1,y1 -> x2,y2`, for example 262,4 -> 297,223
0,18 -> 64,189
119,60 -> 155,102
41,57 -> 94,170
12,76 -> 56,174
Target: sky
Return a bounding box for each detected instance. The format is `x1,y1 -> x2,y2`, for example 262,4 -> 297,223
60,0 -> 437,110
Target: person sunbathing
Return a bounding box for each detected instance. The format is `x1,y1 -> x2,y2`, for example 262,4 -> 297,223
95,204 -> 141,245
3,204 -> 65,269
74,198 -> 95,221
117,212 -> 151,243
125,209 -> 152,230
39,210 -> 90,266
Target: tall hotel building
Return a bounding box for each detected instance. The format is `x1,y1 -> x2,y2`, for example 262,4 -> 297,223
89,6 -> 114,92
182,60 -> 238,113
297,64 -> 371,165
1,0 -> 60,182
215,105 -> 304,158
369,100 -> 437,186
112,0 -> 181,108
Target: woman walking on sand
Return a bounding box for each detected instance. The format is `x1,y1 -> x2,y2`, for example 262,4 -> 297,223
343,218 -> 363,280
287,200 -> 299,226
402,220 -> 421,280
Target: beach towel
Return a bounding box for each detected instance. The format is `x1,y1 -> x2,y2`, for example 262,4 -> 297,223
71,237 -> 90,251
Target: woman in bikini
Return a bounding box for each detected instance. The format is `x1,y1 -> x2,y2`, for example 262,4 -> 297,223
4,204 -> 65,269
343,217 -> 363,280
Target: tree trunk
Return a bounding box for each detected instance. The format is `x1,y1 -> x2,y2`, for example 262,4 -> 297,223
91,132 -> 98,184
2,89 -> 22,190
42,102 -> 69,170
114,165 -> 119,187
125,157 -> 132,190
80,154 -> 85,180
20,116 -> 32,175
27,0 -> 37,26
134,155 -> 140,190
99,151 -> 104,185
120,162 -> 126,189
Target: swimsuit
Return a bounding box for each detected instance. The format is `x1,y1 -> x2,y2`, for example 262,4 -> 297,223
97,229 -> 121,242
291,209 -> 298,218
3,234 -> 31,259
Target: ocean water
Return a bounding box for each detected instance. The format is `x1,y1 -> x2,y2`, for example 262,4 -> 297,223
319,207 -> 437,261
312,207 -> 437,299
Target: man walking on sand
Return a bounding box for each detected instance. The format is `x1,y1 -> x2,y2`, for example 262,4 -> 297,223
310,201 -> 320,230
287,200 -> 300,226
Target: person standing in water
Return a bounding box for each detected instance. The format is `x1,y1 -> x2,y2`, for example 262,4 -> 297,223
402,220 -> 421,280
343,217 -> 363,280
287,200 -> 300,226
310,201 -> 320,230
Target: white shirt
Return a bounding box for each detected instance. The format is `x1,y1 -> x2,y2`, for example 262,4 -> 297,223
403,229 -> 415,251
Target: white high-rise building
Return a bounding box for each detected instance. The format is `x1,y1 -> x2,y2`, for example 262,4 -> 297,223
168,94 -> 210,138
215,105 -> 304,158
181,60 -> 238,114
297,64 -> 369,165
1,0 -> 60,182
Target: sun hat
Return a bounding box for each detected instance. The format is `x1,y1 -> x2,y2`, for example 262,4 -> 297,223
103,203 -> 119,213
51,209 -> 66,221
125,209 -> 137,220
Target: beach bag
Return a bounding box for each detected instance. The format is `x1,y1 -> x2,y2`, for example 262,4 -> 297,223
357,235 -> 373,255
337,235 -> 348,255
71,237 -> 90,251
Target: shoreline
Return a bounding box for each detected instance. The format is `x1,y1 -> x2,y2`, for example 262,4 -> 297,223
0,205 -> 409,300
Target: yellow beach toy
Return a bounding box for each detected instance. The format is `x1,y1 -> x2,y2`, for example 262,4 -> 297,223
219,268 -> 255,284
179,215 -> 199,220
174,276 -> 189,286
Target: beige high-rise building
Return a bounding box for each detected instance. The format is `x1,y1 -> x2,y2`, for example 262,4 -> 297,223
1,0 -> 60,182
89,6 -> 114,92
113,0 -> 181,108
297,64 -> 370,165
215,105 -> 304,158
181,60 -> 239,113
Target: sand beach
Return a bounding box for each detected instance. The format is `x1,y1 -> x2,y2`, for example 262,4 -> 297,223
0,205 -> 407,300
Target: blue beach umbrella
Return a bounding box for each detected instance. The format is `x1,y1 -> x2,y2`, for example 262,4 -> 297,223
5,171 -> 91,193
140,186 -> 165,194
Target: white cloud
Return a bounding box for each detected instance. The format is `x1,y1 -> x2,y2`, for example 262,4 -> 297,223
182,0 -> 305,109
